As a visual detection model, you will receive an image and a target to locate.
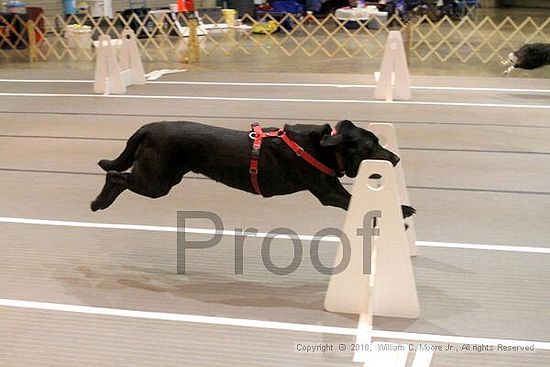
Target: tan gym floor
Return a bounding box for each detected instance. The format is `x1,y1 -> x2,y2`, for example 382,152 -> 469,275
0,70 -> 549,366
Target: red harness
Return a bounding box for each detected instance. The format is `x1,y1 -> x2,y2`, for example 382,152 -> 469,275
249,122 -> 344,196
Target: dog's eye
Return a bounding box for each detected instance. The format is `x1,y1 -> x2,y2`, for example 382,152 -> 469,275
359,142 -> 374,152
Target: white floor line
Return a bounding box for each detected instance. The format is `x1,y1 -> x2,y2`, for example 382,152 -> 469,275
411,349 -> 435,367
1,298 -> 549,350
1,216 -> 549,254
418,241 -> 550,253
0,92 -> 549,110
354,313 -> 373,363
0,298 -> 355,335
1,79 -> 550,94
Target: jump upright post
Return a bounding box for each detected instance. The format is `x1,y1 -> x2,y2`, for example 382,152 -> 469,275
94,29 -> 146,95
374,30 -> 412,101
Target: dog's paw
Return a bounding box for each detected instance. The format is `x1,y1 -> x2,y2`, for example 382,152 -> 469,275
401,205 -> 416,219
503,65 -> 515,75
90,200 -> 103,212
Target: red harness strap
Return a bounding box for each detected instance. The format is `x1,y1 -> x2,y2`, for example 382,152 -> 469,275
278,133 -> 336,176
249,123 -> 265,195
249,123 -> 343,196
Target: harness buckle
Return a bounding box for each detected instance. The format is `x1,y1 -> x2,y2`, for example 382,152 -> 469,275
295,147 -> 304,157
249,167 -> 258,174
249,132 -> 257,140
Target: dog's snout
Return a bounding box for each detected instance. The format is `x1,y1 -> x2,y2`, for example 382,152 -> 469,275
390,154 -> 400,167
372,146 -> 400,166
380,147 -> 400,166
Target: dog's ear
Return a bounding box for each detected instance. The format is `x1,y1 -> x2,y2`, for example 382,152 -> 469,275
335,120 -> 356,132
320,133 -> 348,147
309,124 -> 332,142
321,121 -> 355,147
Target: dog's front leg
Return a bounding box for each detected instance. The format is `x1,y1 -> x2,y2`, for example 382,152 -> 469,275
309,179 -> 351,210
310,177 -> 417,221
503,65 -> 515,75
310,179 -> 416,221
502,52 -> 518,75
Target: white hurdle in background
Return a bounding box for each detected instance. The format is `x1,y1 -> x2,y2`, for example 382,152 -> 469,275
374,30 -> 411,101
94,29 -> 146,95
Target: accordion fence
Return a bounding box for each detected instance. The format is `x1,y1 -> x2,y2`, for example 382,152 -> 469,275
1,12 -> 549,64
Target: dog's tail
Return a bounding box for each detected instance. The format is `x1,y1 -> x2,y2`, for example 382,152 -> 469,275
98,127 -> 148,172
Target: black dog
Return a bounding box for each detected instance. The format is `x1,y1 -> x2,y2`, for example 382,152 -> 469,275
91,120 -> 415,218
502,43 -> 550,75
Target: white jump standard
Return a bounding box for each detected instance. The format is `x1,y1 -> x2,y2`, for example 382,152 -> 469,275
374,30 -> 412,102
94,29 -> 146,95
324,159 -> 419,318
368,123 -> 417,256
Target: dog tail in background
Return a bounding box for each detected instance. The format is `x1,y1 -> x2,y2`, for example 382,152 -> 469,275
98,128 -> 148,172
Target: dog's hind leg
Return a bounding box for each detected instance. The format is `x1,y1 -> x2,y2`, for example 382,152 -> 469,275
91,145 -> 187,211
98,128 -> 148,172
120,148 -> 186,199
90,169 -> 176,212
90,171 -> 129,211
123,165 -> 173,199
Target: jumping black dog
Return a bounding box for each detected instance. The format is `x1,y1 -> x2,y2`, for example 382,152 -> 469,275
502,43 -> 550,75
91,120 -> 415,218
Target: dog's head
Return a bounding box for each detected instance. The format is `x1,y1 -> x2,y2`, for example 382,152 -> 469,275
320,120 -> 400,177
504,44 -> 550,74
507,51 -> 519,65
